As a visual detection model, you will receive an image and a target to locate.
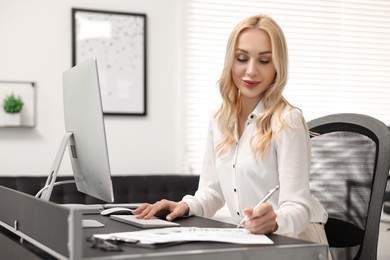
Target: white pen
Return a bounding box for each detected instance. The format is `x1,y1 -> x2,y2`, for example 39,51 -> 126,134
236,184 -> 280,228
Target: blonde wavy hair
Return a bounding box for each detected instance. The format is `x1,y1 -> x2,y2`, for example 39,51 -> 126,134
215,15 -> 301,158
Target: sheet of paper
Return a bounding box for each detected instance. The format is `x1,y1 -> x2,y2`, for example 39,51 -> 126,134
177,227 -> 273,244
95,227 -> 273,245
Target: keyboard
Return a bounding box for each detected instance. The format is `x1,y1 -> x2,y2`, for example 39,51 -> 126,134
110,215 -> 180,228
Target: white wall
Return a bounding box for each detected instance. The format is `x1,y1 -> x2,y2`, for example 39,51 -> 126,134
0,0 -> 182,176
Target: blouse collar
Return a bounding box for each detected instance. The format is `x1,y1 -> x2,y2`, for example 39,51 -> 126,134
249,98 -> 265,120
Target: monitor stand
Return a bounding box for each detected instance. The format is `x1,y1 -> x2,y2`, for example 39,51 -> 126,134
36,132 -> 105,228
38,132 -> 74,201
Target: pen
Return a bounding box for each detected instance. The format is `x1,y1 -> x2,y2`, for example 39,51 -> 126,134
236,184 -> 280,228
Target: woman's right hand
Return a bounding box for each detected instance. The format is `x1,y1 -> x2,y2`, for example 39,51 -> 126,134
132,199 -> 189,221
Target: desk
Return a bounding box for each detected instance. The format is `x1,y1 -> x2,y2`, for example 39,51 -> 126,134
0,186 -> 328,260
82,215 -> 328,260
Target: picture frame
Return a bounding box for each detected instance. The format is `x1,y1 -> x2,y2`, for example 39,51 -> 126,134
72,8 -> 147,116
0,81 -> 36,127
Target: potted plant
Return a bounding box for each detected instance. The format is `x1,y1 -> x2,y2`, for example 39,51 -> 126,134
3,93 -> 24,126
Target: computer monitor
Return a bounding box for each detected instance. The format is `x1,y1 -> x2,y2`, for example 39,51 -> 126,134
38,57 -> 114,203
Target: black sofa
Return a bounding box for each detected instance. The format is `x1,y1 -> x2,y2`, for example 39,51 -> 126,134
0,175 -> 199,204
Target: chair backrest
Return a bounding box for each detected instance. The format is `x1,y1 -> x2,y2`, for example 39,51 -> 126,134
308,113 -> 390,260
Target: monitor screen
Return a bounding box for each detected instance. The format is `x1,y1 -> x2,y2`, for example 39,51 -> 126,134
62,57 -> 114,203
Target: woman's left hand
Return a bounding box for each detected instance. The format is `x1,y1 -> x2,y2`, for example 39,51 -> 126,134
243,202 -> 278,234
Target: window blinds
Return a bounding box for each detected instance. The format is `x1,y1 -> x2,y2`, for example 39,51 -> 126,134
179,0 -> 390,174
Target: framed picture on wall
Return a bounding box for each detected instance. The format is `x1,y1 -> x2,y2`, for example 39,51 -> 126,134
0,81 -> 36,127
72,8 -> 147,116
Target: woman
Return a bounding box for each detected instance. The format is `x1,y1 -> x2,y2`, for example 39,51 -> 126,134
133,14 -> 329,245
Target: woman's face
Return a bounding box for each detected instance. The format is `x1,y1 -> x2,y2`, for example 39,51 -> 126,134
232,28 -> 276,103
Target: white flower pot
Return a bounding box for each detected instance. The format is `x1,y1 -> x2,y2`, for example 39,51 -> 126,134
5,113 -> 21,126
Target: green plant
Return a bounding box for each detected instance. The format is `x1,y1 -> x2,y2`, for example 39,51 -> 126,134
3,93 -> 24,113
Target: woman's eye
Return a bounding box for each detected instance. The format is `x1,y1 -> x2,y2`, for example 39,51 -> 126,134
236,55 -> 248,62
259,60 -> 271,65
236,55 -> 248,63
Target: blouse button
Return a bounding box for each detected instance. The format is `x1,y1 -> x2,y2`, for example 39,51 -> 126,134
237,212 -> 240,216
234,188 -> 237,192
233,164 -> 235,168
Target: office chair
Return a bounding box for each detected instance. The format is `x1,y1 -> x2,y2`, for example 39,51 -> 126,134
308,113 -> 390,260
383,126 -> 390,216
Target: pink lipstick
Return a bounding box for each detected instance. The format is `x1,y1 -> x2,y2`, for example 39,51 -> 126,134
243,80 -> 260,88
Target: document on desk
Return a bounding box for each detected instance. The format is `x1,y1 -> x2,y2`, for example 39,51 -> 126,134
94,227 -> 273,245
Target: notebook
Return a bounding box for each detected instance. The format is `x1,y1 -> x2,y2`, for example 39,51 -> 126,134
110,215 -> 180,228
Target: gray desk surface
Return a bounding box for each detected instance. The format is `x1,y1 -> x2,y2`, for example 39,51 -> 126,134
0,184 -> 327,260
82,214 -> 328,260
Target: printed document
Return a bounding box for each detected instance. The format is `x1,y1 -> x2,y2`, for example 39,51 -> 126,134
94,227 -> 273,245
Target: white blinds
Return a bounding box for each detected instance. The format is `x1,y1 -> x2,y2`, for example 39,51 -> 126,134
179,0 -> 390,174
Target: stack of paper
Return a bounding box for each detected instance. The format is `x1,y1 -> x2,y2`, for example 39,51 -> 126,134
93,227 -> 273,245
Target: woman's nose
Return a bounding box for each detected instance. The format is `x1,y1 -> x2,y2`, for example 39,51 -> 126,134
246,60 -> 257,77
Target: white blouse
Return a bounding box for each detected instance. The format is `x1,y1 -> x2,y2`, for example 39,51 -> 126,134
182,100 -> 328,237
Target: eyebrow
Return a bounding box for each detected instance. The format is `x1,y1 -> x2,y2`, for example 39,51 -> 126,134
235,48 -> 272,55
